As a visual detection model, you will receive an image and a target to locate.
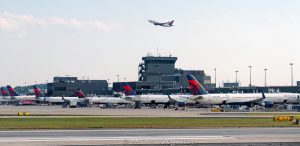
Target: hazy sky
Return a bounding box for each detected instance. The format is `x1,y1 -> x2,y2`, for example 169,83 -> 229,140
1,0 -> 300,87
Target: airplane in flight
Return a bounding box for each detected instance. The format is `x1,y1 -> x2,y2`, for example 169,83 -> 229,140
186,75 -> 265,107
148,20 -> 174,27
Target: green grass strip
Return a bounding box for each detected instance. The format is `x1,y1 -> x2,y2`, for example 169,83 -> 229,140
0,117 -> 298,129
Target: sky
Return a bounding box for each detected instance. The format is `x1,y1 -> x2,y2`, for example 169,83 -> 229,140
1,0 -> 300,87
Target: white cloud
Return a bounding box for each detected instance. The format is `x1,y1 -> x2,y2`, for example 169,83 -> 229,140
0,12 -> 114,32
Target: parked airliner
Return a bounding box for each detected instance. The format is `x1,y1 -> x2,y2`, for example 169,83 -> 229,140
186,75 -> 265,107
121,83 -> 172,106
73,89 -> 132,105
7,85 -> 36,100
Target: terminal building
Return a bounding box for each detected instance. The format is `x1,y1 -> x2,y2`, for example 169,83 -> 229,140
209,85 -> 300,94
47,77 -> 112,97
113,55 -> 215,94
223,82 -> 240,88
43,55 -> 300,96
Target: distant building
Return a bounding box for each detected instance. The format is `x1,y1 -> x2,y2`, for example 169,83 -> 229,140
297,81 -> 300,86
223,82 -> 239,88
47,77 -> 112,97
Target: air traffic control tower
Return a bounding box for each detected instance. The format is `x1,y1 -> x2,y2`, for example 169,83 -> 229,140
138,56 -> 177,82
113,54 -> 213,94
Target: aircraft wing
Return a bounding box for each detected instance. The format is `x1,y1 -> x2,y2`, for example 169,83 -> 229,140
227,92 -> 266,107
122,95 -> 140,102
248,92 -> 266,104
188,95 -> 204,101
252,92 -> 266,104
167,95 -> 185,103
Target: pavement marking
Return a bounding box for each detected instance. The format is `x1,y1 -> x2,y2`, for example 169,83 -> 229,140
0,127 -> 296,133
0,136 -> 236,142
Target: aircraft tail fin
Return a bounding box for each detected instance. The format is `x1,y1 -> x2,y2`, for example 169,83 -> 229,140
6,85 -> 19,96
169,20 -> 174,26
74,89 -> 86,98
121,83 -> 136,96
187,75 -> 208,95
0,87 -> 9,96
262,91 -> 266,99
33,86 -> 44,97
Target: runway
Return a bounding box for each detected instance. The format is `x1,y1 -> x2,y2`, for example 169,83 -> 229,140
0,128 -> 299,145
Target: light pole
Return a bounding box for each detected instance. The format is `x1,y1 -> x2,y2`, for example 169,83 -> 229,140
264,68 -> 267,86
248,66 -> 252,87
290,63 -> 294,86
116,75 -> 120,92
214,68 -> 217,87
107,78 -> 110,88
235,71 -> 239,83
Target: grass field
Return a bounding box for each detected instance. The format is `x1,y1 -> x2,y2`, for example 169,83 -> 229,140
0,117 -> 298,129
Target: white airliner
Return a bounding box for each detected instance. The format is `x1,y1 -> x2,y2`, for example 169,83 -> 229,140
6,85 -> 36,101
121,83 -> 176,106
33,86 -> 84,104
1,87 -> 11,101
148,20 -> 174,27
34,86 -> 131,106
186,75 -> 265,107
74,90 -> 133,105
89,97 -> 132,105
187,75 -> 300,107
263,93 -> 300,105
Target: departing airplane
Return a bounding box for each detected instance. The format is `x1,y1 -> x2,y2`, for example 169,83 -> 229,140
148,20 -> 174,27
186,75 -> 264,107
